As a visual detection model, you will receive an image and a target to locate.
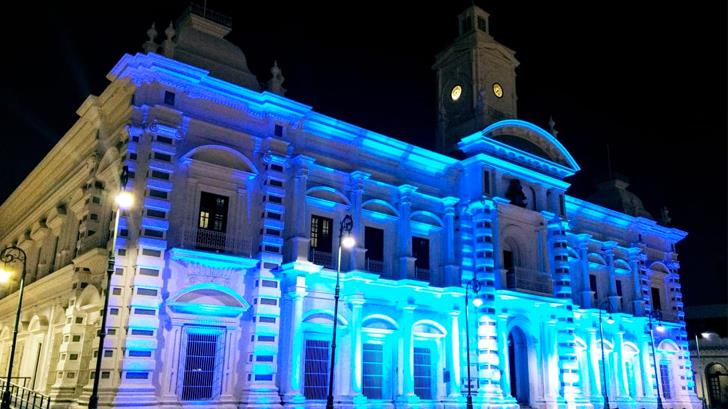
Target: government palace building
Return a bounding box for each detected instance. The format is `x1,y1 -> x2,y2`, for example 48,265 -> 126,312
0,5 -> 703,409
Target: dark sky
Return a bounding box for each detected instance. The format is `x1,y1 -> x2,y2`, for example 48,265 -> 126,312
1,1 -> 725,306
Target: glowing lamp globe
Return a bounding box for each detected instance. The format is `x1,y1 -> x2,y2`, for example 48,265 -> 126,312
341,235 -> 355,249
656,323 -> 666,332
115,191 -> 134,209
0,269 -> 12,284
472,297 -> 483,308
606,316 -> 615,325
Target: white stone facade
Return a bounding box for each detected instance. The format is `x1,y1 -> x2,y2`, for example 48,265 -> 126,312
0,5 -> 702,409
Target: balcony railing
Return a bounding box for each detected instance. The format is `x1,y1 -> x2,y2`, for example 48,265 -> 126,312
414,266 -> 431,282
0,377 -> 51,409
366,258 -> 384,274
181,228 -> 252,257
309,249 -> 334,269
506,266 -> 553,296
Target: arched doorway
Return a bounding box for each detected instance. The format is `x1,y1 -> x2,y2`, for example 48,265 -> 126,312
706,363 -> 728,409
508,326 -> 530,405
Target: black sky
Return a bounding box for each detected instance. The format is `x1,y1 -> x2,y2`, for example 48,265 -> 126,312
0,1 -> 725,306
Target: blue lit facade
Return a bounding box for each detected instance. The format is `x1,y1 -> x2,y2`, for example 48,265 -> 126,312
0,6 -> 702,409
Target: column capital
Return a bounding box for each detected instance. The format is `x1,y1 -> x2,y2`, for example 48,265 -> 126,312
349,293 -> 366,306
398,184 -> 417,200
448,309 -> 461,317
441,196 -> 459,212
601,240 -> 618,253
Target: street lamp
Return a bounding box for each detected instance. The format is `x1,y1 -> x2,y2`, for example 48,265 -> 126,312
89,167 -> 133,409
646,309 -> 665,409
0,246 -> 27,409
597,301 -> 615,409
695,332 -> 712,409
325,214 -> 354,409
464,278 -> 482,409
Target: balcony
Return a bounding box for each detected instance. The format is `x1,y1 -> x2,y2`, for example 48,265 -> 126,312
309,248 -> 334,269
366,258 -> 384,274
181,228 -> 252,257
505,266 -> 553,296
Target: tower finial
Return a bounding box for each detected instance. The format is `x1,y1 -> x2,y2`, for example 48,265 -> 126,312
268,60 -> 287,96
142,22 -> 159,53
549,115 -> 558,138
162,21 -> 176,58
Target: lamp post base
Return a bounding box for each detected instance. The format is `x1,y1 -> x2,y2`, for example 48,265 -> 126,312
466,394 -> 474,409
88,395 -> 99,409
1,390 -> 11,409
325,395 -> 334,409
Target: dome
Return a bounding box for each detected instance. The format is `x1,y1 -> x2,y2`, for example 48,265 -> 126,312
587,178 -> 654,219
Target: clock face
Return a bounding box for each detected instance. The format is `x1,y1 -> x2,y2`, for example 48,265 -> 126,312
450,85 -> 463,101
492,83 -> 503,98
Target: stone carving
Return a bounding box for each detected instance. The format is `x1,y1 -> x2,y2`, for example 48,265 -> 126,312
142,22 -> 159,53
268,61 -> 287,96
162,22 -> 176,58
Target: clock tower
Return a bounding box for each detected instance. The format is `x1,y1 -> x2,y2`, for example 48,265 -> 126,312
433,5 -> 520,154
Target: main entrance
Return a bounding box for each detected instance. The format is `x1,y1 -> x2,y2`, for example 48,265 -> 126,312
508,326 -> 530,405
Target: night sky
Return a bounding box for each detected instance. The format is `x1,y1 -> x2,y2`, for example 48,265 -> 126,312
0,2 -> 725,306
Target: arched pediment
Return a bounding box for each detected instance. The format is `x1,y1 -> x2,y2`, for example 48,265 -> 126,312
649,262 -> 671,274
588,253 -> 607,267
362,199 -> 399,219
306,186 -> 351,207
458,119 -> 580,178
362,314 -> 399,331
657,339 -> 680,352
169,283 -> 250,317
412,320 -> 446,338
182,145 -> 258,174
410,211 -> 444,228
302,309 -> 348,326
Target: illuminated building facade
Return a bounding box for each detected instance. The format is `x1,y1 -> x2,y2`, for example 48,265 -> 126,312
0,5 -> 703,409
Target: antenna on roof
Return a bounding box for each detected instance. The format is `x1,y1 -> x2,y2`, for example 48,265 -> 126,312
606,143 -> 613,179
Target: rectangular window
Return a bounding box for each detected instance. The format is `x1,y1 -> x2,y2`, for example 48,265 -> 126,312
135,308 -> 156,316
129,350 -> 152,357
651,287 -> 662,311
131,329 -> 154,336
139,267 -> 160,276
590,274 -> 598,299
142,248 -> 162,257
143,229 -> 164,238
483,170 -> 491,195
126,371 -> 149,380
362,343 -> 384,399
274,124 -> 283,137
303,339 -> 330,400
616,280 -> 623,297
147,209 -> 167,218
259,317 -> 276,324
164,91 -> 175,106
151,170 -> 170,180
156,135 -> 173,144
310,215 -> 333,253
365,226 -> 384,262
181,327 -> 224,401
198,192 -> 229,232
413,347 -> 432,399
137,288 -> 158,296
149,189 -> 168,199
413,237 -> 430,281
659,363 -> 672,399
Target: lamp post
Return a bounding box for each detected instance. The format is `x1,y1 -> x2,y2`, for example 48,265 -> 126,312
0,246 -> 27,409
695,333 -> 709,409
89,167 -> 133,409
646,309 -> 665,409
464,278 -> 482,409
597,300 -> 615,409
325,214 -> 354,409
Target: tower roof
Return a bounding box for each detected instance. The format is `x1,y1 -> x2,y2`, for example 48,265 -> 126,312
587,177 -> 654,219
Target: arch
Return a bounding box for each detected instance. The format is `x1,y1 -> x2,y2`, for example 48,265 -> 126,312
648,262 -> 672,274
76,285 -> 102,310
567,247 -> 579,260
27,315 -> 48,333
362,314 -> 399,331
480,119 -> 580,171
614,259 -> 632,273
361,199 -> 399,218
302,309 -> 349,326
588,252 -> 607,267
574,335 -> 587,350
623,341 -> 640,356
182,144 -> 259,174
169,283 -> 251,317
410,210 -> 444,228
412,319 -> 447,337
306,186 -> 352,206
508,325 -> 531,405
657,338 -> 680,352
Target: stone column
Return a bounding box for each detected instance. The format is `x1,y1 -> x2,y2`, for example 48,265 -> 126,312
350,295 -> 365,403
628,249 -> 644,316
397,304 -> 417,402
639,337 -> 655,399
577,235 -> 593,308
285,277 -> 307,403
542,321 -> 561,400
397,185 -> 417,279
603,242 -> 620,312
289,155 -> 315,262
615,331 -> 629,399
447,309 -> 462,398
585,328 -> 601,399
496,315 -> 512,398
349,172 -> 370,271
442,197 -> 459,286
